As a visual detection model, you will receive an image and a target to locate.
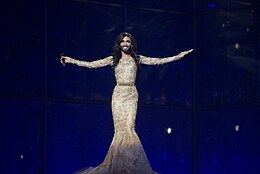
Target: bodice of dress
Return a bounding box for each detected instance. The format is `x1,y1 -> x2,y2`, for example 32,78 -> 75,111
114,58 -> 137,85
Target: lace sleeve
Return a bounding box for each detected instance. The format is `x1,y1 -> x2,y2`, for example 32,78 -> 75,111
139,55 -> 178,65
66,56 -> 113,68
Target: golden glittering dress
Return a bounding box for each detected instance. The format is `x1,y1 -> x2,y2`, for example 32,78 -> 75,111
66,55 -> 178,174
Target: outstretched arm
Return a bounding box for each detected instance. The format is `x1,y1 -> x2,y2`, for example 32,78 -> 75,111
60,55 -> 113,68
140,49 -> 193,65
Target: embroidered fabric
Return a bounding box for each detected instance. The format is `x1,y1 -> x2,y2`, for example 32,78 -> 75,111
67,55 -> 178,174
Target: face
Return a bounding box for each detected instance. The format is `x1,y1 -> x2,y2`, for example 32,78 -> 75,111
120,36 -> 132,53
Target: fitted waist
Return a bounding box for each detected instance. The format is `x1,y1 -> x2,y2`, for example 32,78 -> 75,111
117,82 -> 135,86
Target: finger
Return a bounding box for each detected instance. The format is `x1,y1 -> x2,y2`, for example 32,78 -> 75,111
61,58 -> 66,64
60,58 -> 66,66
184,50 -> 191,54
62,56 -> 69,59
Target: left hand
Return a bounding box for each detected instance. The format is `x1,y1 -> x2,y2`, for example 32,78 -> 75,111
176,49 -> 193,60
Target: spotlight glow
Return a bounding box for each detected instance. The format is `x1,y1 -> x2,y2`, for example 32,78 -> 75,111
235,125 -> 240,132
167,127 -> 172,134
235,43 -> 240,49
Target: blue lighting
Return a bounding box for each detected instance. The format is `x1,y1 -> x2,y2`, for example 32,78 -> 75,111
209,4 -> 216,8
163,149 -> 167,161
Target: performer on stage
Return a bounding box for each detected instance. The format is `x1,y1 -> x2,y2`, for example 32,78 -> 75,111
60,32 -> 193,174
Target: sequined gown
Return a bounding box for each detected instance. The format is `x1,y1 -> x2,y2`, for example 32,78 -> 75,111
66,55 -> 178,174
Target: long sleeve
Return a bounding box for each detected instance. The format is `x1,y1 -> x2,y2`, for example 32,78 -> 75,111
66,56 -> 113,68
139,55 -> 178,65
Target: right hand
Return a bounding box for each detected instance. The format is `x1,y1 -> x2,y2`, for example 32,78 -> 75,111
60,55 -> 71,66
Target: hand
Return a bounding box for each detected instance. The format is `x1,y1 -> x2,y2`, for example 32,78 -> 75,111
176,49 -> 193,60
60,55 -> 71,66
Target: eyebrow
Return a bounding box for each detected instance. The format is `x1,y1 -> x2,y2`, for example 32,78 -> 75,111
121,39 -> 131,42
123,38 -> 131,41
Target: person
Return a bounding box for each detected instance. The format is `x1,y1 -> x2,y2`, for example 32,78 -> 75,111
60,32 -> 193,174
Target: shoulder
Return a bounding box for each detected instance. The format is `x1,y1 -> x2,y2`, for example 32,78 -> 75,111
104,55 -> 113,59
105,56 -> 114,65
102,56 -> 113,62
138,55 -> 147,62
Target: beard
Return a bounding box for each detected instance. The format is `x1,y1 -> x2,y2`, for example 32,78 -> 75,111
121,46 -> 131,54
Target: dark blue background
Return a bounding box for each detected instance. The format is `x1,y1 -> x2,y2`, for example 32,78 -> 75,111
1,0 -> 260,173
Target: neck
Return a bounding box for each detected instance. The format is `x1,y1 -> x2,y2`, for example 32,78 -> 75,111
121,51 -> 132,60
121,51 -> 130,57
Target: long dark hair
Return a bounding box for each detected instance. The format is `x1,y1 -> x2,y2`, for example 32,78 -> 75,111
112,32 -> 140,67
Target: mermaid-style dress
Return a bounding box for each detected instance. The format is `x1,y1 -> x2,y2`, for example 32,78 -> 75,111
66,55 -> 178,174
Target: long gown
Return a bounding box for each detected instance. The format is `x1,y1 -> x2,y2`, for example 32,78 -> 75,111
66,55 -> 179,174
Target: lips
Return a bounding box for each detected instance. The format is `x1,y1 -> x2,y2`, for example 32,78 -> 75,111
122,46 -> 129,50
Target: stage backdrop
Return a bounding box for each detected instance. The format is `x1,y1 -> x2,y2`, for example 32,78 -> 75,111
0,0 -> 259,174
